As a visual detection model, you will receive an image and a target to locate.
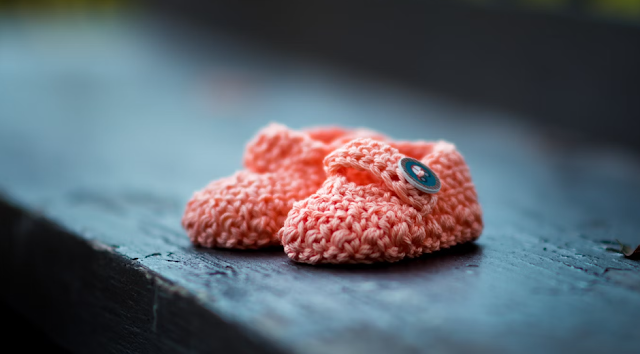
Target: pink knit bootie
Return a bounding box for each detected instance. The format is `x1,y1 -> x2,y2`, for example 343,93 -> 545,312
279,138 -> 483,264
182,124 -> 386,249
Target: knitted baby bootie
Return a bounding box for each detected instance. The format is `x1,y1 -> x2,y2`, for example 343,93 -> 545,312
279,138 -> 483,264
182,124 -> 386,249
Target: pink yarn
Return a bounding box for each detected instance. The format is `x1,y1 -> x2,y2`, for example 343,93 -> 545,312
279,138 -> 483,264
182,124 -> 386,249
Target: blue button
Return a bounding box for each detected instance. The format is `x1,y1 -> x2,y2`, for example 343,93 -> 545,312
398,157 -> 441,194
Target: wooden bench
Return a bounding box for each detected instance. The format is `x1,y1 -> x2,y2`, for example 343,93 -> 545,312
1,12 -> 639,354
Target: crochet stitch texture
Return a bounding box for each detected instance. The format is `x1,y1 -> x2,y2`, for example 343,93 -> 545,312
182,124 -> 386,249
279,138 -> 483,264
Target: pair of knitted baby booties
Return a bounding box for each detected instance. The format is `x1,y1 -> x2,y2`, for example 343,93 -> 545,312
182,123 -> 483,264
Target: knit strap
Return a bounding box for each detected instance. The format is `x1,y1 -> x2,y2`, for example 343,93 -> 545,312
324,138 -> 437,213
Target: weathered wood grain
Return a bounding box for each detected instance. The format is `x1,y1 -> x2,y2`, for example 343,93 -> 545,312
1,14 -> 639,354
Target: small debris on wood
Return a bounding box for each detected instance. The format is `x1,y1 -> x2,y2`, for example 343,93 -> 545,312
608,240 -> 640,260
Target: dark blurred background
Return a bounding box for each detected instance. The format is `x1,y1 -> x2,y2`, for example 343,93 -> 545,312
1,0 -> 640,148
154,0 -> 640,148
1,0 -> 639,351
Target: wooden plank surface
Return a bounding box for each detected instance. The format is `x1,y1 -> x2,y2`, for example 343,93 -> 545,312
1,13 -> 639,354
